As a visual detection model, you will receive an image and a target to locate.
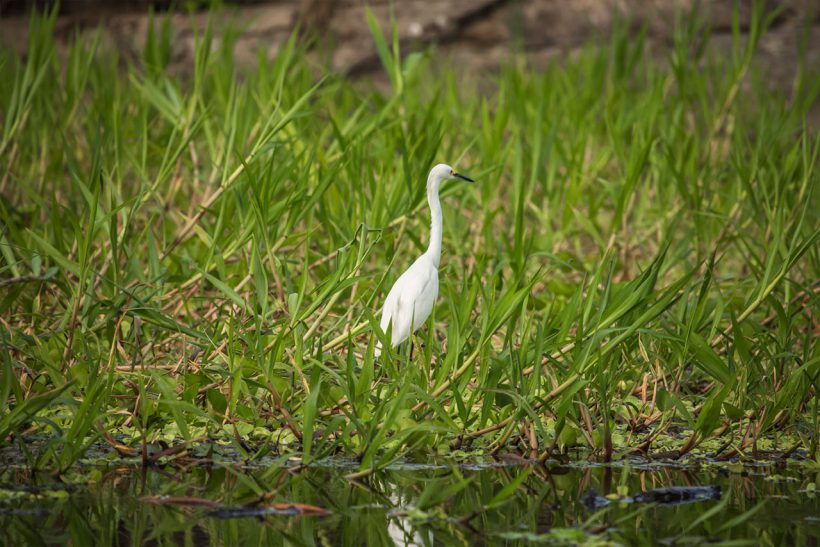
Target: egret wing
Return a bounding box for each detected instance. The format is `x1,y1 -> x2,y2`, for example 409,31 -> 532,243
379,256 -> 436,347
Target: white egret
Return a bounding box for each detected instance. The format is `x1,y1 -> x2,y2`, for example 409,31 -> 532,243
375,163 -> 474,356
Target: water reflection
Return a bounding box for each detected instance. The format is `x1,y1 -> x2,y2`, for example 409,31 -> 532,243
1,456 -> 818,545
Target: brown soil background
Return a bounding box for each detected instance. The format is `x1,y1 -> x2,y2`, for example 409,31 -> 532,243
1,1 -> 819,119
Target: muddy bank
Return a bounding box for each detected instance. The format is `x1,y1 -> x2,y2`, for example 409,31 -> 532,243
2,1 -> 818,83
2,1 -> 818,128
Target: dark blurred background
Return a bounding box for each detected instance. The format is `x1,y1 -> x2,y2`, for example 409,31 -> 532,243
0,0 -> 817,90
2,0 -> 203,15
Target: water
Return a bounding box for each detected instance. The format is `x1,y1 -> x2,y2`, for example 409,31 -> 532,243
1,452 -> 818,545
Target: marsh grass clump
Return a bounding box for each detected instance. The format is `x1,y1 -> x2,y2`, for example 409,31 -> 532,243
0,4 -> 818,476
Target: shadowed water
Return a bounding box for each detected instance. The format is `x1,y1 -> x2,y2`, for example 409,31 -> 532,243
1,451 -> 818,545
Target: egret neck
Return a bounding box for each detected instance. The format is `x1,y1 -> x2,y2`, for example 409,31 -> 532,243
426,171 -> 443,268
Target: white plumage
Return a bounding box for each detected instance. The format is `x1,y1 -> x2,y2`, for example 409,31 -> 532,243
375,163 -> 473,356
379,253 -> 439,349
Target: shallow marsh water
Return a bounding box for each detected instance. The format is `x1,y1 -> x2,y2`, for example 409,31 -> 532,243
1,447 -> 818,546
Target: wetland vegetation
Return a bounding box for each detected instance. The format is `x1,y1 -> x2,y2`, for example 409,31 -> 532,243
1,2 -> 818,544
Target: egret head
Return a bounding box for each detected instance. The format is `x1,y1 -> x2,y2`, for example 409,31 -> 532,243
427,163 -> 474,190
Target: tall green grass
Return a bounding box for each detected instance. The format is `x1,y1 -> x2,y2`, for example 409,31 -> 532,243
0,3 -> 818,474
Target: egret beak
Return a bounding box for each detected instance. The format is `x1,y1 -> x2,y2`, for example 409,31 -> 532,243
453,172 -> 474,182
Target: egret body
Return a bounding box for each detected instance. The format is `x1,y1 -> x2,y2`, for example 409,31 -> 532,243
376,163 -> 474,356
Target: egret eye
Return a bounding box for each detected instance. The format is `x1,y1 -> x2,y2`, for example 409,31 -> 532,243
449,170 -> 454,176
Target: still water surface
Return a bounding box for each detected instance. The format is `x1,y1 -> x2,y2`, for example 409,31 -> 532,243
1,452 -> 818,545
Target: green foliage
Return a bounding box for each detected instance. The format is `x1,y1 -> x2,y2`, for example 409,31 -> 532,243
0,2 -> 817,472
